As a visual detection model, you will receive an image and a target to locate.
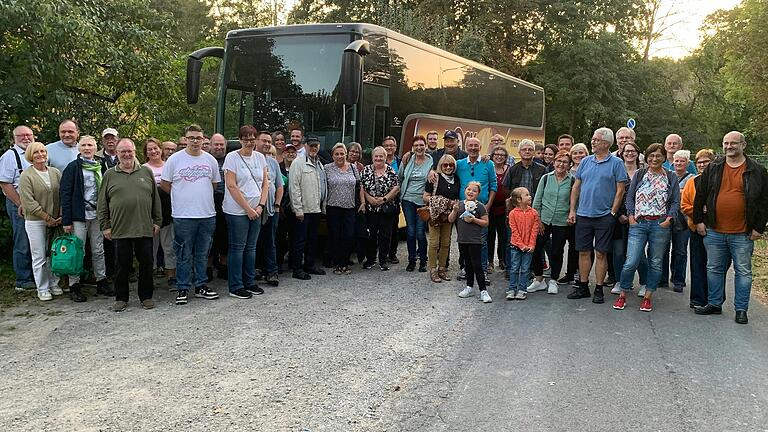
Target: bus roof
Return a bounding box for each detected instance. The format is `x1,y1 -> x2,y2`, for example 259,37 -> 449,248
225,23 -> 544,93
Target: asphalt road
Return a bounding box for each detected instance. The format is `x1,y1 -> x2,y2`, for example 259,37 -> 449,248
1,252 -> 766,432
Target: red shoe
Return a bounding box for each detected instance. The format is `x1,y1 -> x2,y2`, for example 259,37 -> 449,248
612,296 -> 626,310
640,298 -> 652,312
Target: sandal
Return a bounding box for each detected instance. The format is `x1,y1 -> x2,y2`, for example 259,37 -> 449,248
430,269 -> 442,283
438,268 -> 451,281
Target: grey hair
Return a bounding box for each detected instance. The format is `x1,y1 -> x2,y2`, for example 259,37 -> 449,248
616,127 -> 635,140
347,142 -> 362,153
331,142 -> 347,154
673,149 -> 690,161
518,139 -> 535,150
594,127 -> 614,145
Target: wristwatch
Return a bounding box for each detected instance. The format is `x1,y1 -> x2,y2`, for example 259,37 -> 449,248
258,203 -> 266,209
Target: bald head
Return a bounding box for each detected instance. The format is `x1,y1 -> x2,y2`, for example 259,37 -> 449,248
210,133 -> 226,158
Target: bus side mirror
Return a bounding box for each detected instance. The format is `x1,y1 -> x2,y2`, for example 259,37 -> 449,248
186,47 -> 224,104
341,40 -> 370,106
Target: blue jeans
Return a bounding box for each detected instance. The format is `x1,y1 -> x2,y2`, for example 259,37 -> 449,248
226,214 -> 261,292
6,198 -> 34,287
256,213 -> 278,275
507,246 -> 533,293
401,200 -> 427,263
662,229 -> 690,288
619,220 -> 670,292
173,217 -> 216,291
703,231 -> 754,311
689,231 -> 708,306
612,234 -> 647,287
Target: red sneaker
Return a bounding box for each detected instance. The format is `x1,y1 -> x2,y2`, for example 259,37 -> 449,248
612,296 -> 626,310
640,298 -> 652,312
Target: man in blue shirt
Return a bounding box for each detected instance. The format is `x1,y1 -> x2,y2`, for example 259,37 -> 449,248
567,127 -> 629,304
46,119 -> 80,171
662,134 -> 697,174
456,137 -> 497,282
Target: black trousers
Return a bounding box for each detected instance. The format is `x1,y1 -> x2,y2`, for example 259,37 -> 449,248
114,237 -> 154,302
291,213 -> 321,271
326,206 -> 356,267
367,212 -> 395,264
487,213 -> 507,266
459,243 -> 486,291
276,210 -> 295,269
565,225 -> 578,278
532,224 -> 569,279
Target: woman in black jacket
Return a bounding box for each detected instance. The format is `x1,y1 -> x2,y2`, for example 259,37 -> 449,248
60,136 -> 110,301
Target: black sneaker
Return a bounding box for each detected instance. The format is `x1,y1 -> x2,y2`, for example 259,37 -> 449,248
604,276 -> 616,287
246,285 -> 264,295
96,279 -> 114,296
592,285 -> 605,304
176,290 -> 189,305
389,256 -> 400,264
406,261 -> 416,272
380,264 -> 390,271
306,267 -> 326,276
567,285 -> 591,299
418,262 -> 428,273
362,261 -> 375,270
69,283 -> 87,303
557,275 -> 575,285
265,273 -> 279,286
292,270 -> 311,280
229,288 -> 252,299
194,286 -> 219,300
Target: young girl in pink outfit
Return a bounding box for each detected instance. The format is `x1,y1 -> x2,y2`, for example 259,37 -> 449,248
506,187 -> 540,300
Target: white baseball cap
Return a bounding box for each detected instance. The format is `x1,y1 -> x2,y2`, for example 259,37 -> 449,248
101,128 -> 119,137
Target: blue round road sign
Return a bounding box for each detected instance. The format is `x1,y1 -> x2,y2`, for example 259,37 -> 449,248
627,118 -> 636,129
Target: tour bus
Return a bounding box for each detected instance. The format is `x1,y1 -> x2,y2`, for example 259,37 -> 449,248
185,23 -> 545,159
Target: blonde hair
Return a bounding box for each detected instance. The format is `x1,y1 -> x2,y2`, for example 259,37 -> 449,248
509,186 -> 529,207
436,154 -> 457,174
331,142 -> 347,155
465,181 -> 481,195
695,149 -> 715,162
570,143 -> 589,157
25,142 -> 46,163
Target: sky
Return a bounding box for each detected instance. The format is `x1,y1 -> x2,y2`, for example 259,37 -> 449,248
650,0 -> 742,59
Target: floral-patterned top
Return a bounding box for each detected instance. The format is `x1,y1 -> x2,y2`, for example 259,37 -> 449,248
361,164 -> 399,213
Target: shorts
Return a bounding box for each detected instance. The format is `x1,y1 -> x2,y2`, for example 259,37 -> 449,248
575,214 -> 615,253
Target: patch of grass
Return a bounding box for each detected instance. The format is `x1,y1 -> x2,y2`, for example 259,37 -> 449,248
754,240 -> 768,301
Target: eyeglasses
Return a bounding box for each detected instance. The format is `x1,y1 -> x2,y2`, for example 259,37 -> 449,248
696,159 -> 711,165
623,150 -> 637,154
14,133 -> 33,138
493,153 -> 506,157
186,136 -> 204,142
554,160 -> 570,165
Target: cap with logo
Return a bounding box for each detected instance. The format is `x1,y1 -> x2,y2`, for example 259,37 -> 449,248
101,128 -> 119,137
443,130 -> 459,140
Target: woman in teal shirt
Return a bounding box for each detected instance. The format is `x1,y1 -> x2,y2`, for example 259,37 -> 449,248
399,135 -> 433,272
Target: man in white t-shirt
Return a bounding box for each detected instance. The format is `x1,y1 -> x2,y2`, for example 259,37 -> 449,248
161,124 -> 222,305
46,119 -> 80,171
0,125 -> 36,290
289,127 -> 306,157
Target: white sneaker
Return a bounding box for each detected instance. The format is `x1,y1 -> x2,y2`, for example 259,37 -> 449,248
637,286 -> 647,298
458,286 -> 473,298
505,291 -> 516,300
547,280 -> 558,294
50,286 -> 63,296
610,285 -> 622,295
527,280 -> 547,293
37,290 -> 53,301
515,291 -> 527,300
480,290 -> 492,303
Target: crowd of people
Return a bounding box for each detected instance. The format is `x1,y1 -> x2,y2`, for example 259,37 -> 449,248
2,120 -> 766,324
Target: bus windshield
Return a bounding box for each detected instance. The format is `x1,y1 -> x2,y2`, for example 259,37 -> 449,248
221,34 -> 350,147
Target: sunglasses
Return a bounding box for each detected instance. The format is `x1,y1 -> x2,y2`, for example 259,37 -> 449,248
442,163 -> 455,168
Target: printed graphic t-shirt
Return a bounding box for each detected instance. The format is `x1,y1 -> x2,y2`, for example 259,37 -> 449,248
161,150 -> 221,218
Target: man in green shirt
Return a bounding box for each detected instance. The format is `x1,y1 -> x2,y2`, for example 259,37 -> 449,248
98,138 -> 161,312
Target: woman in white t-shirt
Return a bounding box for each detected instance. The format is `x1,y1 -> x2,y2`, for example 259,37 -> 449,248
222,125 -> 269,299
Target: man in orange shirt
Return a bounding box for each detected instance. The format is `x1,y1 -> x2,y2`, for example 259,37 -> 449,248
692,131 -> 768,324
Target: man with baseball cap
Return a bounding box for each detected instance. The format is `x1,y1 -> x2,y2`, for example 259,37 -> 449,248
97,128 -> 119,169
430,130 -> 468,170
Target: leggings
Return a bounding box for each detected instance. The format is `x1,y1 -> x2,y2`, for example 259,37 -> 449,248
459,243 -> 486,291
